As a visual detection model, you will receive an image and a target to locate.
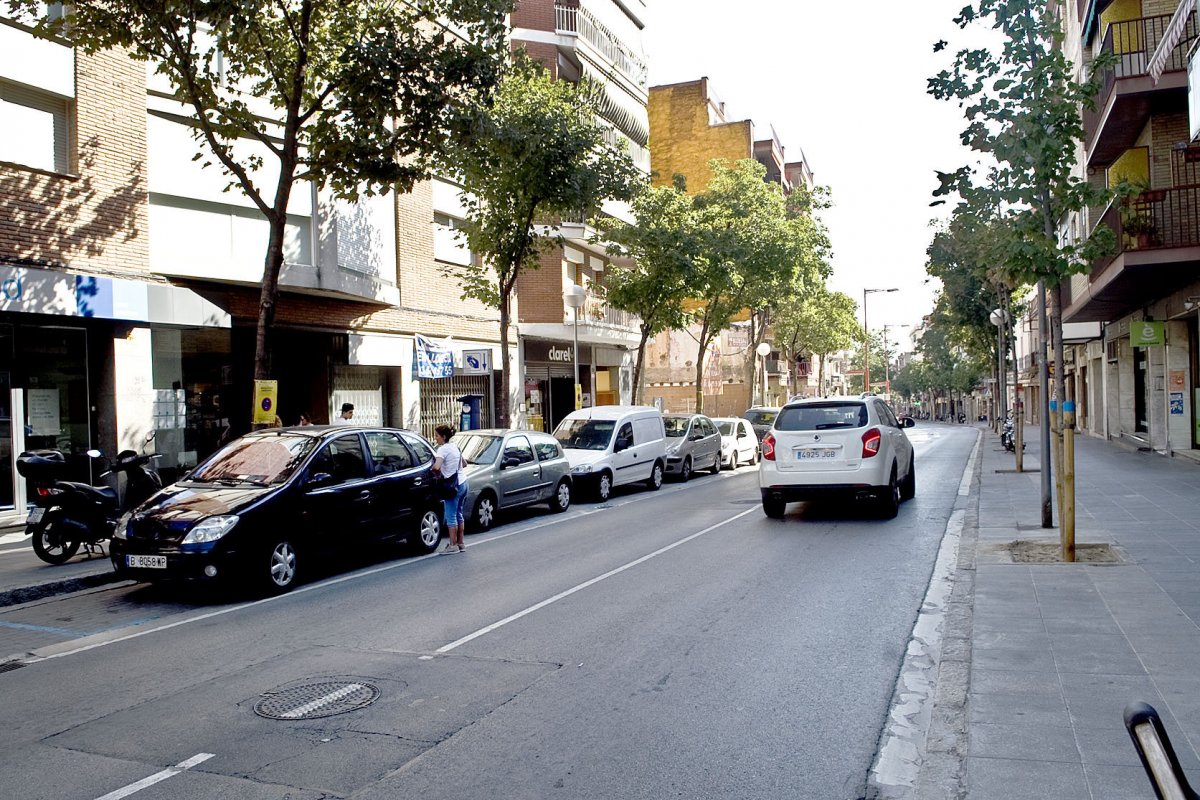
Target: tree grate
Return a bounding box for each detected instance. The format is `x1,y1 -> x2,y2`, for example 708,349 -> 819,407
254,680 -> 380,721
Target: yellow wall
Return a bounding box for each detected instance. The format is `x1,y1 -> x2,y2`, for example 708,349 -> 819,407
648,80 -> 753,193
1107,146 -> 1150,187
1101,0 -> 1143,52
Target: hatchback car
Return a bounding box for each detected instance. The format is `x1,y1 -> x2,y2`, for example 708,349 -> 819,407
453,429 -> 573,531
742,407 -> 780,446
662,413 -> 722,481
110,426 -> 445,593
758,397 -> 916,519
711,417 -> 759,470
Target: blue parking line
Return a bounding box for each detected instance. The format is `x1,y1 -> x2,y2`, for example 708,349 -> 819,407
0,619 -> 91,637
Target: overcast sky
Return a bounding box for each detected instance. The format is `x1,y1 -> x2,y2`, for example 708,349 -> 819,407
643,0 -> 980,350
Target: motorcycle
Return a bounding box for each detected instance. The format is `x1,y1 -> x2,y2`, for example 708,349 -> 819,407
1001,416 -> 1025,453
16,434 -> 162,565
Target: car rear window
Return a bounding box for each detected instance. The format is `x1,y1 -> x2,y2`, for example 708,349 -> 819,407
775,403 -> 868,431
744,410 -> 777,426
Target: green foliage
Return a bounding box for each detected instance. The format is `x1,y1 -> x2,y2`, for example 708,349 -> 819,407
774,288 -> 860,366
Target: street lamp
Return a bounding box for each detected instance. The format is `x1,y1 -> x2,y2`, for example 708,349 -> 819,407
756,341 -> 771,405
563,282 -> 586,410
863,287 -> 899,393
989,307 -> 1010,426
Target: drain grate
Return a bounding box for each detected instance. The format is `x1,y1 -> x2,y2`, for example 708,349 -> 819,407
254,680 -> 380,721
0,661 -> 26,674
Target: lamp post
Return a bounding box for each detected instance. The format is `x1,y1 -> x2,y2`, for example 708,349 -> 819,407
563,282 -> 586,410
863,287 -> 898,393
756,341 -> 771,405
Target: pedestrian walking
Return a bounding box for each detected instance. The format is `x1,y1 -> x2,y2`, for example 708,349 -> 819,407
332,403 -> 355,425
433,423 -> 468,553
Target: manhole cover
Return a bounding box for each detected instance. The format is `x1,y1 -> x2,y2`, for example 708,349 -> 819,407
254,680 -> 380,721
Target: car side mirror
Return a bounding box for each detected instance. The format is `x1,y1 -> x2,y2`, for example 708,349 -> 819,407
307,471 -> 335,488
501,457 -> 520,469
737,431 -> 746,439
903,418 -> 916,428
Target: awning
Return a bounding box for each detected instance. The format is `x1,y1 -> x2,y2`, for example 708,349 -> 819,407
1149,0 -> 1196,83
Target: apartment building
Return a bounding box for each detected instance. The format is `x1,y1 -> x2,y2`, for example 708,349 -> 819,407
643,77 -> 816,414
505,0 -> 650,432
1060,0 -> 1200,458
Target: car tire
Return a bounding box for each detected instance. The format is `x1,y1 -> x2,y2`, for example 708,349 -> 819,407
472,491 -> 497,532
723,453 -> 735,471
900,457 -> 916,501
679,457 -> 692,483
263,539 -> 299,594
596,471 -> 613,502
709,453 -> 721,475
30,520 -> 81,565
411,508 -> 443,555
645,461 -> 664,491
762,497 -> 786,519
549,479 -> 571,513
878,468 -> 900,520
752,449 -> 760,465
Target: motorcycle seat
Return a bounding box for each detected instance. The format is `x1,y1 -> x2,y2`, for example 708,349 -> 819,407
58,481 -> 118,504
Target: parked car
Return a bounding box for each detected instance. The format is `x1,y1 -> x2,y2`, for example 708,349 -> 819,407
110,426 -> 445,594
711,416 -> 759,470
662,413 -> 722,480
742,406 -> 780,445
758,397 -> 916,519
453,429 -> 573,532
553,406 -> 666,501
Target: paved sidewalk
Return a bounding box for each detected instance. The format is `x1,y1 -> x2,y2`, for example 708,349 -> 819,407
935,425 -> 1200,799
0,528 -> 122,607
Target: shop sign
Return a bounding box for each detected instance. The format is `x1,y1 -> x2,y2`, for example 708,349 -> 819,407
525,340 -> 584,364
460,349 -> 492,375
1131,321 -> 1165,348
414,334 -> 454,379
253,380 -> 278,425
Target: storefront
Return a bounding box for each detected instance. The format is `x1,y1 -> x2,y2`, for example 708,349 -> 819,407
522,338 -> 591,434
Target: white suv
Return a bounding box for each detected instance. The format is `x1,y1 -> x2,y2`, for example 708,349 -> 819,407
758,397 -> 916,519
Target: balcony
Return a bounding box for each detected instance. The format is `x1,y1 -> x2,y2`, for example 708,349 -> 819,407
554,3 -> 648,88
1063,186 -> 1200,322
1083,12 -> 1196,166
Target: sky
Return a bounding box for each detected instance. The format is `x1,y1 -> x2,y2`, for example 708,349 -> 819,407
642,0 -> 981,351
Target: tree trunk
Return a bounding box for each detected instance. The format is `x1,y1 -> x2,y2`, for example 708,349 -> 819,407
632,324 -> 652,406
694,317 -> 712,414
253,212 -> 289,383
817,352 -> 826,397
497,296 -> 512,428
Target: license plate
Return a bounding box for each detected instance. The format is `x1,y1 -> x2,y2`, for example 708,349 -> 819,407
797,448 -> 838,460
26,507 -> 44,525
126,555 -> 167,569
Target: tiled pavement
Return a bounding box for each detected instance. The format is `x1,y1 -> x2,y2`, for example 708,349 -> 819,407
958,426 -> 1200,799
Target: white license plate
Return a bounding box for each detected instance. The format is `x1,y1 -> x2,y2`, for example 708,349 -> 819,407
797,448 -> 838,460
26,507 -> 44,525
126,555 -> 167,569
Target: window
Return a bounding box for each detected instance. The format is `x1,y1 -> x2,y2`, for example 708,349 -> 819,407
534,438 -> 562,462
0,81 -> 71,173
775,403 -> 869,431
364,432 -> 414,475
555,418 -> 615,451
503,435 -> 535,465
433,212 -> 473,266
616,422 -> 634,447
400,433 -> 435,465
663,417 -> 689,437
310,435 -> 368,484
456,434 -> 502,465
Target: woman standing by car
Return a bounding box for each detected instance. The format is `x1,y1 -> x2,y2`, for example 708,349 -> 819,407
433,424 -> 468,553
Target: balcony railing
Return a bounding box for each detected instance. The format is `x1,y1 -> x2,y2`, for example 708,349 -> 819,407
1092,185 -> 1200,276
554,2 -> 648,87
1085,13 -> 1197,135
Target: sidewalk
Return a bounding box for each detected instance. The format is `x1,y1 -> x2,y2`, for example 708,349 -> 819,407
927,425 -> 1200,799
0,528 -> 123,607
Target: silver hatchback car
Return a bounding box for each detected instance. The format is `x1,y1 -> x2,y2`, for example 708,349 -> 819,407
452,429 -> 573,532
662,413 -> 723,481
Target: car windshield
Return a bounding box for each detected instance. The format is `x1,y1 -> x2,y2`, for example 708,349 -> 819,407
775,403 -> 869,431
744,410 -> 777,426
554,419 -> 616,451
187,434 -> 317,485
663,417 -> 689,437
455,434 -> 502,465
716,421 -> 734,436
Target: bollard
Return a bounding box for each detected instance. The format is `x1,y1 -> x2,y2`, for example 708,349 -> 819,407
1050,399 -> 1063,526
1063,400 -> 1076,563
1124,702 -> 1197,800
1015,396 -> 1024,473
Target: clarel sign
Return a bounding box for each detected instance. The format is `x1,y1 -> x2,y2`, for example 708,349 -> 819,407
525,340 -> 587,364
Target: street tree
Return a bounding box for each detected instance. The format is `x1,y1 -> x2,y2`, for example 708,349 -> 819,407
773,287 -> 860,395
9,0 -> 514,403
440,56 -> 642,426
596,178 -> 698,404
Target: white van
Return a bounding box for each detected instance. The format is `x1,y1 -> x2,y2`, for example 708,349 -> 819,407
551,406 -> 667,501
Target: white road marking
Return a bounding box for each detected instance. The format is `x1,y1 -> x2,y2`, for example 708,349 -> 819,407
279,683 -> 365,719
436,507 -> 758,654
93,752 -> 214,800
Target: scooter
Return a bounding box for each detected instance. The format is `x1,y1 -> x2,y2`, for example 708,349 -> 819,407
1001,416 -> 1025,453
16,435 -> 162,565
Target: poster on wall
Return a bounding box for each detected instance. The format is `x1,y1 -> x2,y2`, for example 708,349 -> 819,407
27,388 -> 60,436
413,334 -> 454,379
1170,392 -> 1184,415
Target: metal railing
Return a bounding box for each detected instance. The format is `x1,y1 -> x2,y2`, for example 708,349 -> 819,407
575,294 -> 639,329
554,2 -> 648,86
1091,185 -> 1200,279
1085,13 -> 1197,136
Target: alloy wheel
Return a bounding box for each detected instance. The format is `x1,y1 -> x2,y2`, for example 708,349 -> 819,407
269,542 -> 297,588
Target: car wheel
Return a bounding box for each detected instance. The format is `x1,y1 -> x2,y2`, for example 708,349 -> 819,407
878,468 -> 900,519
264,540 -> 298,593
900,457 -> 916,501
411,508 -> 443,555
723,453 -> 735,471
762,497 -> 786,519
550,479 -> 571,513
752,449 -> 760,465
473,491 -> 497,532
596,471 -> 613,502
679,457 -> 692,483
645,461 -> 664,491
709,453 -> 722,474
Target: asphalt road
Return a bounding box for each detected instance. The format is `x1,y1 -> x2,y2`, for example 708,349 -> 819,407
0,423 -> 977,800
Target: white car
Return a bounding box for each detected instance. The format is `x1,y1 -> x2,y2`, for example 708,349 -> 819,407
712,417 -> 759,470
553,406 -> 667,502
758,397 -> 916,519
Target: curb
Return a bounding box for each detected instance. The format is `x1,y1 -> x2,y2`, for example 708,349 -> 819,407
0,569 -> 126,609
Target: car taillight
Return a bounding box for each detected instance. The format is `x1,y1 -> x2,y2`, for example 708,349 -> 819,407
861,428 -> 882,458
762,433 -> 777,461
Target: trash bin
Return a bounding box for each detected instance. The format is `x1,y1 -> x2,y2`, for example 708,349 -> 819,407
459,394 -> 483,431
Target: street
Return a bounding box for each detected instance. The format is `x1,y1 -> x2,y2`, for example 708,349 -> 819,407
0,424 -> 976,800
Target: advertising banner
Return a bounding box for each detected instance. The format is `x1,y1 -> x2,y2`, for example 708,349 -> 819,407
253,380 -> 278,425
413,334 -> 454,379
1131,321 -> 1165,348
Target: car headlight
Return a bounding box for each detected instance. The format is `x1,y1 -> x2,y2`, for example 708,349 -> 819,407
666,445 -> 679,456
182,515 -> 239,545
113,512 -> 132,541
571,464 -> 593,474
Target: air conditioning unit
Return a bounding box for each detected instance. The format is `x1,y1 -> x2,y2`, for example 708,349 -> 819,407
1106,339 -> 1119,363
